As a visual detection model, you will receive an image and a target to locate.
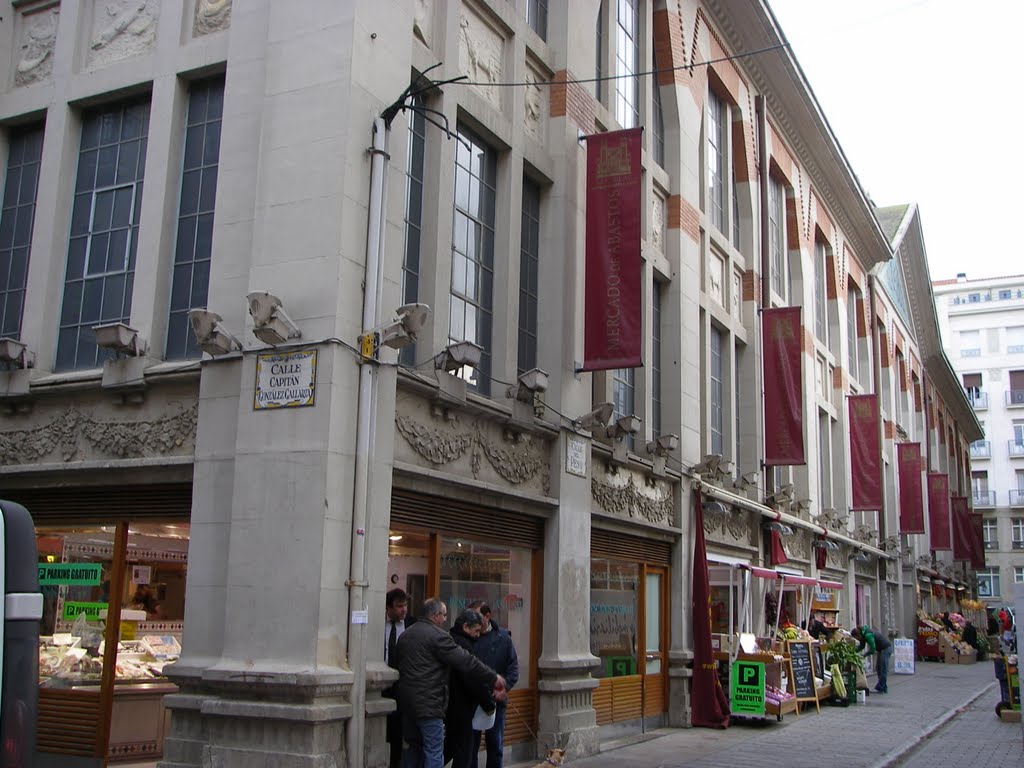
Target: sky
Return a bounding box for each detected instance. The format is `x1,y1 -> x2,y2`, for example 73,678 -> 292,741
766,0 -> 1021,282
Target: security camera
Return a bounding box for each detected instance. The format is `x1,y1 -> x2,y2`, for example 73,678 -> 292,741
574,402 -> 614,431
189,309 -> 241,356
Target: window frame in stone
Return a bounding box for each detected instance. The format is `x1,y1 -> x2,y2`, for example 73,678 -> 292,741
768,174 -> 787,303
165,78 -> 225,361
709,322 -> 724,455
57,98 -> 150,371
518,175 -> 541,375
527,0 -> 548,40
612,365 -> 636,451
651,280 -> 663,436
614,0 -> 640,129
976,567 -> 1000,598
707,88 -> 726,234
449,124 -> 497,396
400,94 -> 427,366
0,123 -> 44,341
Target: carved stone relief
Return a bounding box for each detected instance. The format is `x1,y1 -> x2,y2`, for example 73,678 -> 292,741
826,546 -> 844,569
731,270 -> 742,320
193,0 -> 231,37
708,254 -> 724,306
413,0 -> 433,48
395,414 -> 550,493
87,0 -> 158,70
786,530 -> 811,560
523,64 -> 546,142
854,555 -> 874,578
14,2 -> 60,87
591,472 -> 672,525
0,404 -> 198,465
702,503 -> 752,545
651,195 -> 665,255
458,5 -> 503,108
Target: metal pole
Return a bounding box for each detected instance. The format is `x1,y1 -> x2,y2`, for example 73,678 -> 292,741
346,116 -> 390,768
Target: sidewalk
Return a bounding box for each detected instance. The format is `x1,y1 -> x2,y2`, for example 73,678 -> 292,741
518,660 -> 1014,768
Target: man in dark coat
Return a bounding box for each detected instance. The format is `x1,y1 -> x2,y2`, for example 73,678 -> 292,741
444,610 -> 495,768
468,603 -> 519,768
395,598 -> 505,768
384,588 -> 416,768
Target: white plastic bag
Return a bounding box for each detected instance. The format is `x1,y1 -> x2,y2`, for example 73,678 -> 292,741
471,705 -> 496,731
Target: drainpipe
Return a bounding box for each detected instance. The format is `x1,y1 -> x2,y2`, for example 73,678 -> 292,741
346,116 -> 390,768
756,96 -> 771,510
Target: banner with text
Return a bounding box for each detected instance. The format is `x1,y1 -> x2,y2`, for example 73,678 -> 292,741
926,473 -> 951,551
582,128 -> 643,371
897,442 -> 925,534
849,394 -> 882,510
763,306 -> 805,465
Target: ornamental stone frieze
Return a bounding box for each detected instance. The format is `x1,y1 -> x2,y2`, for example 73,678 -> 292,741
591,472 -> 673,526
826,546 -> 844,569
700,500 -> 752,544
86,0 -> 158,69
14,2 -> 60,87
0,404 -> 198,465
787,530 -> 812,560
193,0 -> 231,37
458,4 -> 504,108
394,413 -> 550,494
854,554 -> 875,577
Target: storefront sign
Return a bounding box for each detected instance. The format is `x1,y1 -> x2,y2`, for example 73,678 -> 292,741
62,601 -> 108,621
729,659 -> 766,716
893,638 -> 915,674
254,349 -> 317,410
38,563 -> 102,586
566,435 -> 588,477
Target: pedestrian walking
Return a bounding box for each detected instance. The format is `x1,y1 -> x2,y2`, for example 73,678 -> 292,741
852,625 -> 892,694
467,602 -> 519,768
394,598 -> 506,768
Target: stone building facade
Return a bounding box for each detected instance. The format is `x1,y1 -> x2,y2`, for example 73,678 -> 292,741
0,1 -> 980,766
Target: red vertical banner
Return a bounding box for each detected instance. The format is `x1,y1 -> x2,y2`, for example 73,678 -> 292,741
763,306 -> 805,465
582,128 -> 643,371
849,395 -> 882,510
951,496 -> 971,562
691,489 -> 730,728
927,473 -> 951,551
769,529 -> 789,565
969,513 -> 986,570
897,443 -> 924,534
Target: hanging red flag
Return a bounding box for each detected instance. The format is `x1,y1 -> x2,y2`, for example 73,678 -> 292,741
926,473 -> 951,551
968,512 -> 986,570
897,443 -> 924,533
951,496 -> 971,563
769,529 -> 789,566
581,128 -> 643,371
691,489 -> 730,728
763,306 -> 805,465
849,395 -> 882,510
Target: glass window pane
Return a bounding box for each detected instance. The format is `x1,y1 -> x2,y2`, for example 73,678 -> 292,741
591,559 -> 639,678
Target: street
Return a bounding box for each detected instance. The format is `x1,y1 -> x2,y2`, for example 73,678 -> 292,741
526,660 -> 1022,768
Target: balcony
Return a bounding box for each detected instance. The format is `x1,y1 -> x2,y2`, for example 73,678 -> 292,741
973,490 -> 997,507
1007,390 -> 1024,408
970,440 -> 992,459
967,392 -> 989,410
1010,441 -> 1024,458
1011,490 -> 1024,506
984,540 -> 999,550
1013,540 -> 1024,550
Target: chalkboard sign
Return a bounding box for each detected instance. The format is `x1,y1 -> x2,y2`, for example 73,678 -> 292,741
812,642 -> 825,683
786,640 -> 820,712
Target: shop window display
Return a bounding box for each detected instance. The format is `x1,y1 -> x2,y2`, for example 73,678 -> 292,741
590,559 -> 639,678
37,524 -> 188,688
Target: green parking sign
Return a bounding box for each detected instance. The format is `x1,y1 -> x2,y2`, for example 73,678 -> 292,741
729,660 -> 765,716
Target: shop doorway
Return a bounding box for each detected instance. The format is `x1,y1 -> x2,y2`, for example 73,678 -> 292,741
590,529 -> 671,735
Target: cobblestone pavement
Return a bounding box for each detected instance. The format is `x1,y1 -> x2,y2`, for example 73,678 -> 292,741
515,660 -> 1017,768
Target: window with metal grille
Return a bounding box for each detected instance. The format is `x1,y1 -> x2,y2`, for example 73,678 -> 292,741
450,125 -> 496,394
518,177 -> 541,375
614,0 -> 639,128
166,78 -> 224,360
57,99 -> 150,371
400,94 -> 426,366
0,123 -> 44,341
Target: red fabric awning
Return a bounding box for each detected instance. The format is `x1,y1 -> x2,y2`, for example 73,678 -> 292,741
780,575 -> 818,586
748,566 -> 779,579
817,580 -> 844,590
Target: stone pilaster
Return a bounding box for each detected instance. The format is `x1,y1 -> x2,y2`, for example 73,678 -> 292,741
667,649 -> 694,727
536,658 -> 600,758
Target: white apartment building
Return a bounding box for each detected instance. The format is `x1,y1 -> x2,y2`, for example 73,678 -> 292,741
934,273 -> 1024,606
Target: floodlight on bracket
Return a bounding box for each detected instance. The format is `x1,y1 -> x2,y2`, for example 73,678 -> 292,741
360,303 -> 431,359
188,310 -> 241,357
247,291 -> 302,345
0,337 -> 33,369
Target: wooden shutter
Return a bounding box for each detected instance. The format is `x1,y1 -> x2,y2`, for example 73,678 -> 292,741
390,489 -> 545,549
591,527 -> 672,566
2,483 -> 192,525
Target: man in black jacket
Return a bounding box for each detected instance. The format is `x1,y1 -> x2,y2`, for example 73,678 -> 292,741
395,598 -> 506,768
445,610 -> 495,768
468,603 -> 519,768
384,589 -> 416,768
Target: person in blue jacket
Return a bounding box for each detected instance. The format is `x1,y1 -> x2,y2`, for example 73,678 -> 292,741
468,602 -> 519,768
